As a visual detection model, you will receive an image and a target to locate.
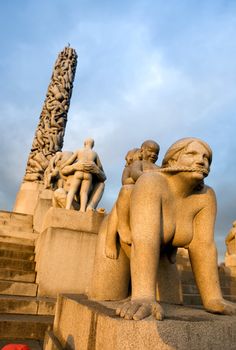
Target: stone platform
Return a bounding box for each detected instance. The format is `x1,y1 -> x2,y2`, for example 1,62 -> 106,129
35,208 -> 105,297
44,294 -> 236,350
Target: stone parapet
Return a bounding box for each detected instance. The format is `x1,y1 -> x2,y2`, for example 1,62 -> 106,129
42,207 -> 105,234
36,209 -> 105,297
45,294 -> 236,350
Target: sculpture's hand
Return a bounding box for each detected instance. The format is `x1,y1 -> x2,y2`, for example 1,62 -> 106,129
83,161 -> 106,181
205,298 -> 236,315
73,162 -> 86,171
116,299 -> 164,321
83,161 -> 97,172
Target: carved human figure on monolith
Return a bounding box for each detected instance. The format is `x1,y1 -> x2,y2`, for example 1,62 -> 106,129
24,46 -> 77,183
90,137 -> 236,321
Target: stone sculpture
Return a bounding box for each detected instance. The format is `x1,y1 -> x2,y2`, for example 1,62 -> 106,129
106,140 -> 160,259
24,46 -> 77,183
224,221 -> 236,274
225,221 -> 236,255
90,137 -> 236,320
44,139 -> 106,212
61,138 -> 106,211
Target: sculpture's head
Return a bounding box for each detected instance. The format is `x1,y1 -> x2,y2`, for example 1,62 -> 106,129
141,140 -> 160,163
125,148 -> 141,166
84,138 -> 95,149
162,138 -> 212,180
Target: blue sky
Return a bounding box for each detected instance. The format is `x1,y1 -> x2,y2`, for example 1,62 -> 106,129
0,0 -> 236,260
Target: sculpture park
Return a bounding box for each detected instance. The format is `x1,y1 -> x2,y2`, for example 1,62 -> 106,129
1,46 -> 236,350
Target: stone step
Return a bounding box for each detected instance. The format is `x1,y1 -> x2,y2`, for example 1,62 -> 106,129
0,268 -> 36,282
0,219 -> 33,230
182,284 -> 199,294
0,314 -> 54,340
0,257 -> 35,271
0,295 -> 56,315
0,241 -> 35,252
0,234 -> 36,246
0,280 -> 37,297
0,210 -> 33,224
0,225 -> 35,235
0,339 -> 42,350
183,293 -> 202,306
0,248 -> 35,261
223,294 -> 236,302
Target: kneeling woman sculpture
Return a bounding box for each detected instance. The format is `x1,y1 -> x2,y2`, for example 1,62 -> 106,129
90,137 -> 236,320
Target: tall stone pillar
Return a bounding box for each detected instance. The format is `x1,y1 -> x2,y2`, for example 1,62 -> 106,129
14,46 -> 77,214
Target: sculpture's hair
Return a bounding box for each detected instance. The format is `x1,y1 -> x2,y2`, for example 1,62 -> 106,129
125,148 -> 141,166
141,140 -> 160,153
125,148 -> 139,160
162,138 -> 212,168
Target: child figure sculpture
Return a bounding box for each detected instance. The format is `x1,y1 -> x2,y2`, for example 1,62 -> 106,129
105,140 -> 160,259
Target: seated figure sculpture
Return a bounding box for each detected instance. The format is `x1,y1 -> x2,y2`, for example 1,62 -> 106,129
105,140 -> 160,259
121,148 -> 142,185
44,139 -> 106,211
91,137 -> 236,321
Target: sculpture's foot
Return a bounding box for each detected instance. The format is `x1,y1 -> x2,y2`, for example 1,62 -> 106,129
116,299 -> 164,321
105,244 -> 118,259
205,298 -> 236,315
97,207 -> 106,214
86,206 -> 95,212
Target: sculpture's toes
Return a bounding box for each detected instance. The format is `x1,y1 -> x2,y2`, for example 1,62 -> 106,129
105,247 -> 118,259
206,299 -> 236,316
124,303 -> 140,320
152,302 -> 165,321
132,304 -> 152,320
116,300 -> 165,321
116,301 -> 132,317
222,300 -> 236,315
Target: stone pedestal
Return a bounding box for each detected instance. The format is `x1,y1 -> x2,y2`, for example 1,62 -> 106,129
13,182 -> 44,215
33,189 -> 53,233
36,208 -> 105,297
44,294 -> 236,350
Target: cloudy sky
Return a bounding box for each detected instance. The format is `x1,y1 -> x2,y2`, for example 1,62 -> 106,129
0,0 -> 236,260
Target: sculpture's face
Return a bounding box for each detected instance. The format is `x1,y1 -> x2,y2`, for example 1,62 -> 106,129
142,145 -> 158,163
133,149 -> 142,161
126,153 -> 134,165
175,141 -> 210,179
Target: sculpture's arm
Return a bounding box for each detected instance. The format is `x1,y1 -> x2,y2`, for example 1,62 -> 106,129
188,187 -> 232,313
130,173 -> 163,301
129,161 -> 143,182
105,204 -> 119,259
90,155 -> 106,182
122,167 -> 135,185
60,152 -> 77,169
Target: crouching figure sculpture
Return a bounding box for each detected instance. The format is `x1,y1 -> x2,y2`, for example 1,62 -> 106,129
90,137 -> 236,321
